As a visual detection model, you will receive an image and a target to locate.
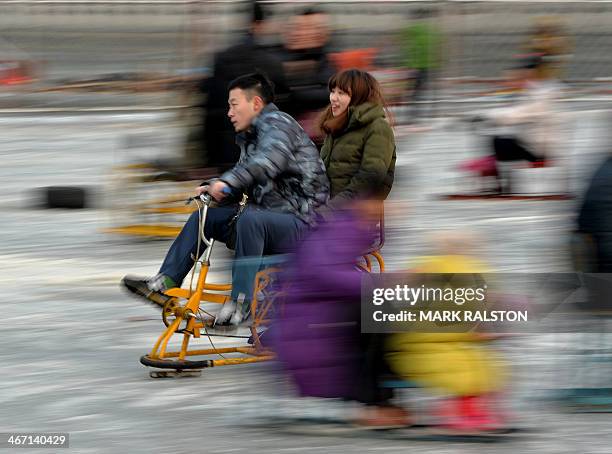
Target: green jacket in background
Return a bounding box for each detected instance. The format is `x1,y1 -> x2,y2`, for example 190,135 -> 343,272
401,22 -> 442,70
320,102 -> 396,210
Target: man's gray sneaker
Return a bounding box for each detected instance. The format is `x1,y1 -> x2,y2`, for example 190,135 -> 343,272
230,294 -> 251,325
121,274 -> 177,308
214,300 -> 237,326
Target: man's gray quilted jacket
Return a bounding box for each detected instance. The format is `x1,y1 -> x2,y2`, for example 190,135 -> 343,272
220,103 -> 330,225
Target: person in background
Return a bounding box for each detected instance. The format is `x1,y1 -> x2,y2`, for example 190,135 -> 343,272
274,7 -> 334,146
524,16 -> 571,81
475,55 -> 564,194
400,7 -> 443,126
576,154 -> 612,273
198,1 -> 289,169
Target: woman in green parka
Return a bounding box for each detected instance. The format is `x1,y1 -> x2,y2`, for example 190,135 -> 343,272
312,69 -> 405,427
318,69 -> 396,213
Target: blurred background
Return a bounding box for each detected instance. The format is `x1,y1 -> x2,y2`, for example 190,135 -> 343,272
1,1 -> 612,452
1,0 -> 611,105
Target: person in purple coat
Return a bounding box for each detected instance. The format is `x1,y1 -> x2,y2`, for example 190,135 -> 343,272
274,201 -> 410,427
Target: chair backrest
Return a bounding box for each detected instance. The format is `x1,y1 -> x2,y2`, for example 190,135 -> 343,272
364,202 -> 385,254
250,256 -> 290,327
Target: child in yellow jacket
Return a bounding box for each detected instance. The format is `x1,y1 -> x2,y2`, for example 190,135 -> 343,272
386,232 -> 508,432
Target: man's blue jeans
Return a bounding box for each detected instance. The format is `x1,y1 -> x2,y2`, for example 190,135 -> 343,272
159,204 -> 306,301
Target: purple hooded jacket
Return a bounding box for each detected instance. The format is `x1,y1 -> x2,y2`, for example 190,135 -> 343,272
273,210 -> 377,399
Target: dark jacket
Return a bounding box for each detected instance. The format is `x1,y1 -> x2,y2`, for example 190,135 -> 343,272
320,103 -> 396,210
577,155 -> 612,272
219,103 -> 330,226
274,46 -> 334,118
201,34 -> 289,168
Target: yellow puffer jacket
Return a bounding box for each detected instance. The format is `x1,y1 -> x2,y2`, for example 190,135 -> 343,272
386,255 -> 506,396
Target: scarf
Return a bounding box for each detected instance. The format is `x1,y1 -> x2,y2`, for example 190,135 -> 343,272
321,109 -> 348,136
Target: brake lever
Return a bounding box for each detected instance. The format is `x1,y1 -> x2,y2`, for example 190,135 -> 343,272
185,186 -> 230,205
185,193 -> 212,205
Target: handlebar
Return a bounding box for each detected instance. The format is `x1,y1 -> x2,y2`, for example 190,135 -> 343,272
185,193 -> 212,205
185,186 -> 231,205
184,192 -> 214,257
184,185 -> 235,262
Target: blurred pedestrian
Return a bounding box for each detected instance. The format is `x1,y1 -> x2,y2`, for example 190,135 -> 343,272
274,7 -> 334,146
471,55 -> 564,194
400,8 -> 443,126
524,16 -> 571,80
576,154 -> 612,273
197,1 -> 289,170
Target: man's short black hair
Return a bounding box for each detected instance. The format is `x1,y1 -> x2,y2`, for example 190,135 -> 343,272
413,7 -> 435,19
252,1 -> 265,23
521,55 -> 545,70
301,6 -> 324,16
228,72 -> 275,104
511,55 -> 544,71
